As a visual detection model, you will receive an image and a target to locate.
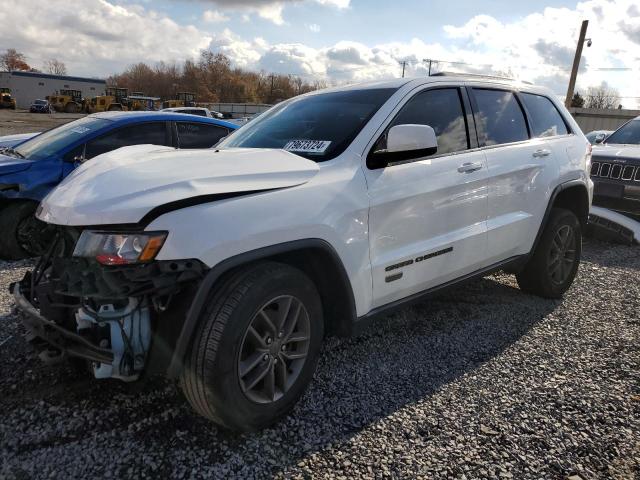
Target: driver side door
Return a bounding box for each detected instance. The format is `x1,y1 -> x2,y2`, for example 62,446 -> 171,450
364,86 -> 490,308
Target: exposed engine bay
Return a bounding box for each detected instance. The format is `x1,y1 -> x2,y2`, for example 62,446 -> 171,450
12,228 -> 206,381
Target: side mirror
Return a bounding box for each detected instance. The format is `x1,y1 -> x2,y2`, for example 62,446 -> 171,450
594,134 -> 605,144
368,124 -> 438,168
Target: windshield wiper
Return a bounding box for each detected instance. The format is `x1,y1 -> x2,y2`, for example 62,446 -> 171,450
0,147 -> 25,159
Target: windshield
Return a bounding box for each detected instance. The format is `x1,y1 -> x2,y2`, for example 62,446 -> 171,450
34,99 -> 47,105
605,120 -> 640,145
221,88 -> 397,161
15,117 -> 112,160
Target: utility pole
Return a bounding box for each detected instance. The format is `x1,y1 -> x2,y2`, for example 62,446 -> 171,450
399,60 -> 407,78
565,20 -> 589,108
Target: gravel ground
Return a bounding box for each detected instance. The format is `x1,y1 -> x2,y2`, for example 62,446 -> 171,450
1,240 -> 639,479
0,109 -> 84,136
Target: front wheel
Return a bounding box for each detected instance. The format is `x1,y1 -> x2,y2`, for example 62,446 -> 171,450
181,262 -> 324,431
516,208 -> 582,299
0,201 -> 56,259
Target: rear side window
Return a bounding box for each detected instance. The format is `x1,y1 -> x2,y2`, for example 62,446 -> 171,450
521,93 -> 568,138
387,88 -> 469,155
473,89 -> 529,146
85,122 -> 168,159
177,122 -> 229,148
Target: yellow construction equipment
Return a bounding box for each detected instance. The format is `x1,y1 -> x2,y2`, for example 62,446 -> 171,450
47,89 -> 83,113
86,87 -> 130,113
0,88 -> 17,110
162,92 -> 196,109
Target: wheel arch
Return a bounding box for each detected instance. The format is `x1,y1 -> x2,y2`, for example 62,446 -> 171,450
167,238 -> 357,378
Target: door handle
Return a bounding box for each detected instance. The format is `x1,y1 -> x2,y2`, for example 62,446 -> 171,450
533,149 -> 551,158
457,162 -> 483,173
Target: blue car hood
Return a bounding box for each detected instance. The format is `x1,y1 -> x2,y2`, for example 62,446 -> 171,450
0,153 -> 33,175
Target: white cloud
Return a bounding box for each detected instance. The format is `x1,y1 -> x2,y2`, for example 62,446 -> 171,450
306,23 -> 321,32
202,9 -> 229,23
197,0 -> 349,25
0,0 -> 212,77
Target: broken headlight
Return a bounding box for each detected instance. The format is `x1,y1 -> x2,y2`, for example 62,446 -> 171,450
73,231 -> 168,265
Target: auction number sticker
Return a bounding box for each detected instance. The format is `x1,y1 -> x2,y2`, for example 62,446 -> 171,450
284,139 -> 331,154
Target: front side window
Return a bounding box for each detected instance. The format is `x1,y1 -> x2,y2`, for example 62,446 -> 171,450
183,109 -> 206,117
84,122 -> 168,159
220,88 -> 397,161
521,93 -> 568,138
381,88 -> 469,155
177,122 -> 229,148
473,89 -> 529,146
605,120 -> 640,145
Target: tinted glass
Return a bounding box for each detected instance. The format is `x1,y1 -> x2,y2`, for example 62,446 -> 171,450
182,109 -> 207,117
221,88 -> 397,161
15,117 -> 112,160
473,89 -> 529,146
85,122 -> 167,159
177,122 -> 229,148
605,120 -> 640,145
388,88 -> 469,154
521,93 -> 568,138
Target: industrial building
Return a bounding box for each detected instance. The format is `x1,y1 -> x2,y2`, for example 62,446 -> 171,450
0,71 -> 106,109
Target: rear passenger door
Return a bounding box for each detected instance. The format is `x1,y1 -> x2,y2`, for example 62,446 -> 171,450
175,121 -> 230,148
468,87 -> 562,261
365,87 -> 490,308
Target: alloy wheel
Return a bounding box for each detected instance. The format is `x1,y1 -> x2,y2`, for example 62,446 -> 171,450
548,224 -> 576,285
237,295 -> 311,404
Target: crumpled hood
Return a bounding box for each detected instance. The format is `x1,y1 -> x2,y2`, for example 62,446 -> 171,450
0,152 -> 34,175
592,144 -> 640,163
38,145 -> 320,226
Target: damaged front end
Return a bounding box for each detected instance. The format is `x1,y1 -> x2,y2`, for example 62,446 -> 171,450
11,228 -> 207,381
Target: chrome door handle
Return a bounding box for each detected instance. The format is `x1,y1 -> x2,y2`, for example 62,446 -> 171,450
457,162 -> 483,173
533,149 -> 551,158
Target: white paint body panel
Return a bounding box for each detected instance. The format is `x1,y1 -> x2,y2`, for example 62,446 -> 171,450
38,145 -> 320,226
37,76 -> 592,318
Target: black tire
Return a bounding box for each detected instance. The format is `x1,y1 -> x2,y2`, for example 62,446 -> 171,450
516,208 -> 582,299
181,262 -> 324,431
0,201 -> 54,260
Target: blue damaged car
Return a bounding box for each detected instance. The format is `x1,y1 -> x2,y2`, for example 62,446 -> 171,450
0,111 -> 238,259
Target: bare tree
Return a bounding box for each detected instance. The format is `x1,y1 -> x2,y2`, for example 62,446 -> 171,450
0,48 -> 31,71
585,83 -> 622,110
44,59 -> 67,75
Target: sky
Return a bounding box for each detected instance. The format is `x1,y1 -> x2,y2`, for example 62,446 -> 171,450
2,0 -> 640,106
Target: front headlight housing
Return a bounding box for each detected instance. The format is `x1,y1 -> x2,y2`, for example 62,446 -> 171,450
73,231 -> 168,265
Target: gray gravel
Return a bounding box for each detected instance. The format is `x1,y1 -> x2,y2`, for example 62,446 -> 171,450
1,240 -> 639,479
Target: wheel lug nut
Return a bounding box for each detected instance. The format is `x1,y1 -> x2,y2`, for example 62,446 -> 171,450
278,332 -> 283,338
266,337 -> 272,344
281,345 -> 286,351
263,354 -> 269,362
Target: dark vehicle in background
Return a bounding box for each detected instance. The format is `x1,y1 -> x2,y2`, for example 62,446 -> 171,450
585,130 -> 612,145
590,116 -> 640,223
0,111 -> 237,260
29,99 -> 52,114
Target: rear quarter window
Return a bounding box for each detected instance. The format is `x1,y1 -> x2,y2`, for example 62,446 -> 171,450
521,93 -> 569,138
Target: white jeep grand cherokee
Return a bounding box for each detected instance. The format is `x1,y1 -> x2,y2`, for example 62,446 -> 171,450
13,74 -> 593,431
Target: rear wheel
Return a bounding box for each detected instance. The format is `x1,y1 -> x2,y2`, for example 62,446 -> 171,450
516,208 -> 582,298
181,262 -> 323,431
0,201 -> 56,259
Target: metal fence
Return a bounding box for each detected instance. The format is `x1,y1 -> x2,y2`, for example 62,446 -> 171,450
205,103 -> 272,118
569,107 -> 640,133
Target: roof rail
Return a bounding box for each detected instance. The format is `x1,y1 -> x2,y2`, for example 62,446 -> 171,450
430,71 -> 517,82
